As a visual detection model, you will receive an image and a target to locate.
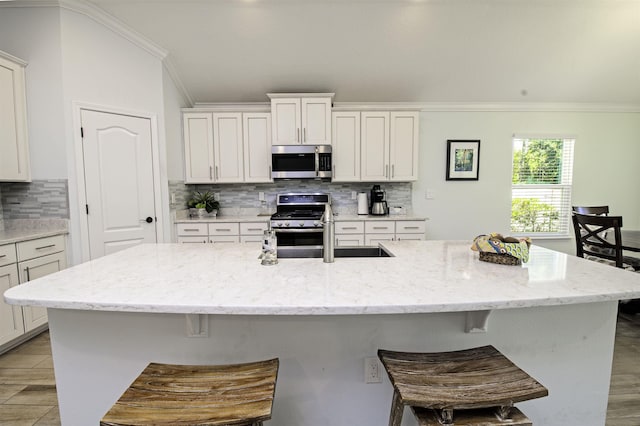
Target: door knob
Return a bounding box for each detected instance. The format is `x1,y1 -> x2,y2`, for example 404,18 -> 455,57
145,217 -> 154,223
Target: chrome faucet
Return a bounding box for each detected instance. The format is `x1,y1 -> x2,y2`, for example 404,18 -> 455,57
321,203 -> 335,263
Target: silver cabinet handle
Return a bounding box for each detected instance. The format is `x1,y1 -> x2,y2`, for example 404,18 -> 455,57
303,128 -> 306,143
402,226 -> 420,230
392,164 -> 395,178
297,128 -> 300,143
209,166 -> 213,180
215,166 -> 219,179
247,228 -> 263,231
36,244 -> 56,250
385,165 -> 389,178
183,228 -> 200,232
215,228 -> 231,232
25,266 -> 31,281
342,227 -> 357,230
373,226 -> 388,230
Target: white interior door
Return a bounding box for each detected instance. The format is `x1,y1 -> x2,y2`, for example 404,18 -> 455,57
81,109 -> 157,259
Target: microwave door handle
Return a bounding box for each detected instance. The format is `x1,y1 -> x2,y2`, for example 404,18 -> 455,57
315,148 -> 320,177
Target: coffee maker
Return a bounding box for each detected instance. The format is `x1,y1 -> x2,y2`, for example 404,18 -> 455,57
369,185 -> 388,215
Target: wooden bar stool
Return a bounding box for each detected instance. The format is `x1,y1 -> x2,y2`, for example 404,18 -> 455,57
100,358 -> 279,426
378,346 -> 547,426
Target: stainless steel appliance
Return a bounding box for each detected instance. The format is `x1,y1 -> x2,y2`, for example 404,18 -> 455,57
271,145 -> 332,180
369,185 -> 388,215
270,193 -> 331,248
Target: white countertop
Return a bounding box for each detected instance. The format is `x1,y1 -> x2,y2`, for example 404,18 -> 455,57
0,220 -> 69,245
174,214 -> 427,224
5,241 -> 640,315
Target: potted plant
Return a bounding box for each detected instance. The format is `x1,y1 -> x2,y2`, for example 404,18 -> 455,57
187,191 -> 220,218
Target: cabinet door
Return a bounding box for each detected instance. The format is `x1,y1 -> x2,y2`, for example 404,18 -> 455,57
365,234 -> 394,245
336,235 -> 365,247
360,112 -> 390,181
301,97 -> 331,145
271,98 -> 301,145
213,113 -> 244,183
0,53 -> 30,182
243,113 -> 272,183
183,112 -> 215,183
389,112 -> 419,181
332,112 -> 360,181
18,251 -> 67,332
0,264 -> 24,346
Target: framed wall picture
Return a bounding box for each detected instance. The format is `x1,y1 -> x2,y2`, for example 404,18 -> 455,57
446,140 -> 480,181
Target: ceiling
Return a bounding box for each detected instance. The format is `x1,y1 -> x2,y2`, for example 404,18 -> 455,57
84,0 -> 640,106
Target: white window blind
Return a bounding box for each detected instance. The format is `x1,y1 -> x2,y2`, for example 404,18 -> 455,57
511,137 -> 575,237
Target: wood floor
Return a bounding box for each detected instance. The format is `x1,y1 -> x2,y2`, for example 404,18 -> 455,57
0,314 -> 638,426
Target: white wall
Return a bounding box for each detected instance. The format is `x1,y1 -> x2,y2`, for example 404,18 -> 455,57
413,110 -> 640,254
163,67 -> 188,181
0,7 -> 67,179
59,8 -> 170,264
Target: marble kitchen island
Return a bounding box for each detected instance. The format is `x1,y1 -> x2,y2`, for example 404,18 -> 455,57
5,241 -> 640,426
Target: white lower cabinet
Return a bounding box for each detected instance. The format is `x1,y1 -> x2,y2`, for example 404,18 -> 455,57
1,235 -> 67,350
0,263 -> 23,346
240,222 -> 269,243
335,219 -> 426,246
177,221 -> 268,244
335,221 -> 365,247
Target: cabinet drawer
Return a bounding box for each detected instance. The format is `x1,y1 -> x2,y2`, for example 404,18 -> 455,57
208,223 -> 240,236
396,233 -> 425,241
177,236 -> 209,244
240,222 -> 269,235
335,221 -> 364,234
365,221 -> 395,234
210,235 -> 240,244
240,235 -> 263,244
395,220 -> 426,234
177,223 -> 208,236
365,234 -> 394,245
17,235 -> 65,262
0,244 -> 17,267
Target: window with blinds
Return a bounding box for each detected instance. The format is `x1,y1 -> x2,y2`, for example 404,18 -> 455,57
511,136 -> 575,237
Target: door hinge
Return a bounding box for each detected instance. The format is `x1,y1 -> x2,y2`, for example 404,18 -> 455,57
80,127 -> 84,138
86,204 -> 89,214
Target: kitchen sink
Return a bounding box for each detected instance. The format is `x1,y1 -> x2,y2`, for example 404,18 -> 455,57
277,246 -> 394,259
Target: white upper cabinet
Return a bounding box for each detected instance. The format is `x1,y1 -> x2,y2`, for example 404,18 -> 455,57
360,112 -> 390,181
361,111 -> 419,182
268,93 -> 333,145
0,51 -> 31,182
243,112 -> 272,183
331,111 -> 361,182
183,112 -> 215,183
213,113 -> 244,183
389,111 -> 419,181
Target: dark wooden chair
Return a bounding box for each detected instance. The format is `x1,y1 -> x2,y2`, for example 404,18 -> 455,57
571,213 -> 640,271
378,346 -> 547,426
571,205 -> 609,216
100,358 -> 279,426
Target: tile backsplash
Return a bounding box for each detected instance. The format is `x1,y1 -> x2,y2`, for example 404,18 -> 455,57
0,180 -> 70,220
170,180 -> 412,215
0,187 -> 3,231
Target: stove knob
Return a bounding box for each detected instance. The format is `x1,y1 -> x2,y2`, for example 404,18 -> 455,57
276,222 -> 283,228
284,222 -> 290,227
298,222 -> 305,227
314,221 -> 322,227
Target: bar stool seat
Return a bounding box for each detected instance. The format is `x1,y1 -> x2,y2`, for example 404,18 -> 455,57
100,358 -> 279,426
378,346 -> 547,425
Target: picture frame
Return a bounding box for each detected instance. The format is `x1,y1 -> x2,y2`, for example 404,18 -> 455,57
446,139 -> 480,181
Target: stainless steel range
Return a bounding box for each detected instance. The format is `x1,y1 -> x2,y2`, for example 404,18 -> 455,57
270,193 -> 331,248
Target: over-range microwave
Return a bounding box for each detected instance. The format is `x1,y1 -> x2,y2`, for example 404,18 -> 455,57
271,145 -> 332,180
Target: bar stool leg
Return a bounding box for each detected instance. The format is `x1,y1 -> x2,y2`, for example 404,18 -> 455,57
389,389 -> 404,426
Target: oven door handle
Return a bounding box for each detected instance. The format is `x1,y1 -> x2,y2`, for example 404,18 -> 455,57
273,228 -> 323,234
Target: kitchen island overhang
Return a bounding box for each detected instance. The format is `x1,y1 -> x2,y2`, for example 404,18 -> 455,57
5,241 -> 640,426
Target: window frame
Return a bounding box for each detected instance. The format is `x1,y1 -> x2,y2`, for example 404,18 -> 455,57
510,135 -> 575,239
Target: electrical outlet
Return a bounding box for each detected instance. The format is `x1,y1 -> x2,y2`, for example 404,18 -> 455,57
170,192 -> 176,204
352,191 -> 357,200
259,192 -> 265,201
214,192 -> 220,201
425,189 -> 435,200
364,357 -> 382,383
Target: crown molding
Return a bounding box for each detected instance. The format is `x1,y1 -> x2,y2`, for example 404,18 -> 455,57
333,102 -> 640,113
163,56 -> 193,107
